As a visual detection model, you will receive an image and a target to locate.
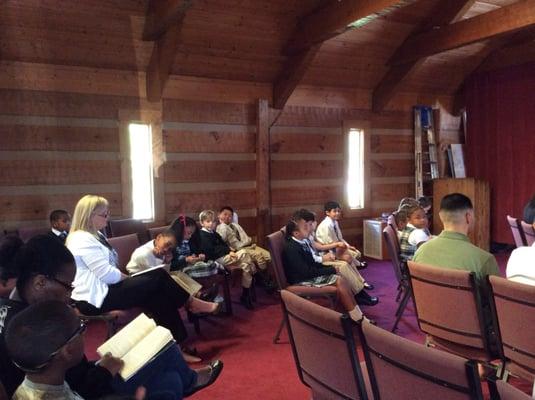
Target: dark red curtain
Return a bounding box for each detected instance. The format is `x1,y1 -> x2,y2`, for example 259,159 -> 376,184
466,61 -> 535,244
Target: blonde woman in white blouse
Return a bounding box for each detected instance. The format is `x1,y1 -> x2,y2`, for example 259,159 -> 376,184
66,195 -> 217,362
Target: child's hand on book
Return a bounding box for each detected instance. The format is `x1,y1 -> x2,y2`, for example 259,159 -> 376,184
198,254 -> 206,261
99,352 -> 124,376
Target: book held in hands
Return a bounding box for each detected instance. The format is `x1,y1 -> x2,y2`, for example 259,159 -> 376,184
97,313 -> 175,380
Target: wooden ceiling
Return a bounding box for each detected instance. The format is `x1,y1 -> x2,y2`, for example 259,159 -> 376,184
1,0 -> 535,110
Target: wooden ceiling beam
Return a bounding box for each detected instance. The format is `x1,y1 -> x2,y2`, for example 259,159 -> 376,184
373,0 -> 475,112
274,0 -> 417,110
143,0 -> 192,41
145,1 -> 192,102
389,0 -> 535,66
273,46 -> 320,110
284,0 -> 418,55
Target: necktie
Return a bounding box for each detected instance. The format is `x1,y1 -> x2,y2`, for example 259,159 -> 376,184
230,224 -> 241,241
59,232 -> 67,242
333,223 -> 341,241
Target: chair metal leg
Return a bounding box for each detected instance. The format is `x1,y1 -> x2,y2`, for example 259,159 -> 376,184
391,288 -> 411,332
273,317 -> 286,344
395,283 -> 402,302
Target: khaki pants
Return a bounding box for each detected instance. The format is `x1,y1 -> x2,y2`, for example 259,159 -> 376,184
217,250 -> 256,288
239,244 -> 271,270
323,260 -> 365,295
169,271 -> 203,297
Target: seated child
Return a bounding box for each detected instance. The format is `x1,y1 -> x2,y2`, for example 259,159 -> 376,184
6,300 -> 86,400
295,209 -> 378,306
216,206 -> 274,290
194,210 -> 257,310
49,209 -> 71,244
315,201 -> 367,270
418,195 -> 433,229
282,219 -> 365,322
399,204 -> 432,261
398,197 -> 419,210
170,216 -> 220,280
126,229 -> 219,315
391,208 -> 409,238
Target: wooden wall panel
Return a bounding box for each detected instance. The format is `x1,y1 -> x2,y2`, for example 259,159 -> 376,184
165,130 -> 255,153
270,132 -> 343,153
165,160 -> 255,183
163,99 -> 256,124
0,193 -> 122,223
271,186 -> 343,207
371,159 -> 414,178
271,160 -> 343,181
371,135 -> 414,153
0,160 -> 120,185
0,125 -> 119,151
371,183 -> 414,202
165,190 -> 257,215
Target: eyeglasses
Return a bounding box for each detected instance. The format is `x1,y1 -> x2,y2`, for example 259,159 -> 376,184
13,320 -> 87,373
46,276 -> 75,292
94,210 -> 110,218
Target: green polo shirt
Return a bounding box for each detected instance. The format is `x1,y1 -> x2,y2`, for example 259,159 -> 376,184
413,230 -> 499,283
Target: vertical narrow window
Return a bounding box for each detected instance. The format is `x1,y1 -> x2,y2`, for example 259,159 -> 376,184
347,128 -> 365,209
129,123 -> 154,220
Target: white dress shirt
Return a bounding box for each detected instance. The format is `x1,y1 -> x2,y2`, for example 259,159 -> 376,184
126,240 -> 169,275
506,243 -> 535,286
316,216 -> 347,246
66,231 -> 122,308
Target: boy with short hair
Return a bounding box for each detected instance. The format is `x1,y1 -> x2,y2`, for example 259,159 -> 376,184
6,300 -> 86,400
195,210 -> 257,309
216,206 -> 274,290
315,201 -> 367,270
49,210 -> 71,244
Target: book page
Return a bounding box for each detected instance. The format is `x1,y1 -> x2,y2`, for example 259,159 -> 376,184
97,313 -> 156,359
120,326 -> 174,380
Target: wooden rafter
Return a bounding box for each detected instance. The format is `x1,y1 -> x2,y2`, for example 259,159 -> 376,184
389,0 -> 535,66
273,0 -> 416,110
144,0 -> 192,102
373,0 -> 475,112
143,0 -> 192,41
284,0 -> 418,55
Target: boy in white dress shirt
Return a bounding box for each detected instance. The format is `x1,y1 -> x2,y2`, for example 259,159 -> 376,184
315,201 -> 367,271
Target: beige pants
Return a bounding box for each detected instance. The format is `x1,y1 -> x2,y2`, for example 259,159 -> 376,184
323,260 -> 365,295
169,271 -> 203,297
217,250 -> 256,288
239,244 -> 271,270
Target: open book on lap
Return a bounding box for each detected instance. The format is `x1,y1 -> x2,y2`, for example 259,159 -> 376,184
97,313 -> 175,380
130,264 -> 168,277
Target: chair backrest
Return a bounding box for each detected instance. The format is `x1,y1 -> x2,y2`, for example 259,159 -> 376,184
357,319 -> 483,400
17,226 -> 50,242
506,216 -> 527,247
267,230 -> 289,290
387,214 -> 398,231
520,221 -> 535,246
281,290 -> 369,400
487,376 -> 532,400
383,225 -> 403,284
108,234 -> 140,274
148,226 -> 168,240
108,218 -> 149,243
489,275 -> 535,376
407,261 -> 493,356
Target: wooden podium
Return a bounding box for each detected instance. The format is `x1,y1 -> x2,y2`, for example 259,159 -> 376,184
432,178 -> 490,251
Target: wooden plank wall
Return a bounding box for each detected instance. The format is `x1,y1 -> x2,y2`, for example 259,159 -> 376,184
0,89 -> 128,230
0,61 -> 444,244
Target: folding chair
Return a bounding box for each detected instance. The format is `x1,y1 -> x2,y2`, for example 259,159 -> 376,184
489,276 -> 535,396
520,221 -> 535,246
281,290 -> 370,399
108,233 -> 141,274
383,224 -> 411,331
108,218 -> 149,244
148,225 -> 168,240
506,216 -> 527,247
267,230 -> 337,344
488,375 -> 533,400
407,261 -> 501,366
357,318 -> 484,400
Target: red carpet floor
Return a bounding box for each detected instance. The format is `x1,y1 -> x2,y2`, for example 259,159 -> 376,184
85,252 -> 532,399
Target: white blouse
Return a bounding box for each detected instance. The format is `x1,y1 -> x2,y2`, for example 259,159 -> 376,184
66,230 -> 122,308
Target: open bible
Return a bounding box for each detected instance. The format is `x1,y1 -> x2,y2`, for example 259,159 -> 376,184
97,313 -> 175,380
